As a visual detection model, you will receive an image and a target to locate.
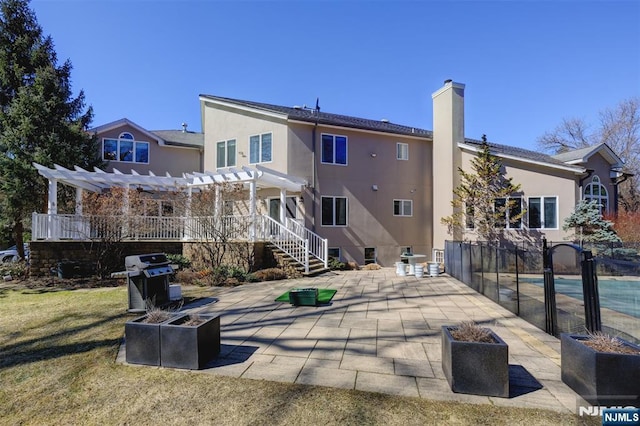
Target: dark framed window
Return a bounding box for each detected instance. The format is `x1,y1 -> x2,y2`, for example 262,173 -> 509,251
321,196 -> 347,226
528,197 -> 557,229
393,199 -> 413,217
321,134 -> 347,165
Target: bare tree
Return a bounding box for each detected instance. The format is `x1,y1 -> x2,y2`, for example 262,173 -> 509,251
537,97 -> 640,211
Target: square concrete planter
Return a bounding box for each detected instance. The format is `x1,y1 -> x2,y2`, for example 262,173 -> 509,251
561,333 -> 640,406
124,313 -> 176,366
441,326 -> 509,397
289,288 -> 318,306
160,314 -> 221,370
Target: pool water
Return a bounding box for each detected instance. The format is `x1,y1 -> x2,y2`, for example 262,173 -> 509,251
521,277 -> 640,319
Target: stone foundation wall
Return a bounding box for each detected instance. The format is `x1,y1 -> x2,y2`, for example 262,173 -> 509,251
29,240 -> 274,277
182,242 -> 272,272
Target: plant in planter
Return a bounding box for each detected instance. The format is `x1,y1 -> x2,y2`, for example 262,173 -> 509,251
160,313 -> 221,370
124,302 -> 181,366
442,321 -> 509,397
561,332 -> 640,406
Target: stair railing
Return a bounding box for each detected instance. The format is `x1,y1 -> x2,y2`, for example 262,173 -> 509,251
284,218 -> 329,269
259,215 -> 309,273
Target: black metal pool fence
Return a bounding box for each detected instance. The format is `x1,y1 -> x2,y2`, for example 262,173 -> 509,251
444,240 -> 640,344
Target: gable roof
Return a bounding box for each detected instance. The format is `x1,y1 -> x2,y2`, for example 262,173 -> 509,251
551,143 -> 624,168
89,118 -> 203,149
89,118 -> 163,144
150,130 -> 204,148
199,95 -> 432,138
459,138 -> 587,173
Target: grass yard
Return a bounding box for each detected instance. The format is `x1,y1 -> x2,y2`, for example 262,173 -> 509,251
0,283 -> 598,425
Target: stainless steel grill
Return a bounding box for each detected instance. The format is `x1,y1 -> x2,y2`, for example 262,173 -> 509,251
113,253 -> 174,313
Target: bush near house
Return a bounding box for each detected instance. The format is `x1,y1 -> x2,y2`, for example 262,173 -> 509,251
606,210 -> 640,243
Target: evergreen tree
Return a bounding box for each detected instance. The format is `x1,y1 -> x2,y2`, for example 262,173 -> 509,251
441,140 -> 523,243
0,0 -> 101,257
563,199 -> 621,245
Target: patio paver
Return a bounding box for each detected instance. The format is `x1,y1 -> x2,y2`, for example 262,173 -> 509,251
117,269 -> 586,414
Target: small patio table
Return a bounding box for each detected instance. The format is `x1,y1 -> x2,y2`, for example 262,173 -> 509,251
400,254 -> 427,275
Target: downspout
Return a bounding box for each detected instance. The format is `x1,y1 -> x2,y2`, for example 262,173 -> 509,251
311,99 -> 320,233
611,171 -> 632,215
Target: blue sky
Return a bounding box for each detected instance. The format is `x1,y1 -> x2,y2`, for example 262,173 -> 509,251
30,0 -> 640,151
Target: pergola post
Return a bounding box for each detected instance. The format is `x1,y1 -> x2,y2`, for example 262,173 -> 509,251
249,179 -> 257,241
47,178 -> 58,240
279,188 -> 286,224
75,187 -> 83,215
183,187 -> 192,241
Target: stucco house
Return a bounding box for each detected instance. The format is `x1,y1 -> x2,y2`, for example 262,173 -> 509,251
32,80 -> 628,269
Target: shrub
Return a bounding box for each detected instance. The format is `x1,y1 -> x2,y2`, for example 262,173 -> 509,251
328,256 -> 347,271
450,321 -> 494,343
0,261 -> 28,279
174,269 -> 202,286
166,253 -> 191,269
583,331 -> 640,355
252,268 -> 286,281
362,263 -> 381,270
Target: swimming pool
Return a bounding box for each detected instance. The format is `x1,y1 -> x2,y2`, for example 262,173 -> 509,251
520,276 -> 640,318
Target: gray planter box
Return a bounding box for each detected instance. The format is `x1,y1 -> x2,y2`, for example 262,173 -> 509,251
160,314 -> 221,370
441,326 -> 509,397
561,333 -> 640,406
124,314 -> 176,366
289,288 -> 318,306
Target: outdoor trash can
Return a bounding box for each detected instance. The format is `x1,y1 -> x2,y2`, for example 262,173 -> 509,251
289,288 -> 318,306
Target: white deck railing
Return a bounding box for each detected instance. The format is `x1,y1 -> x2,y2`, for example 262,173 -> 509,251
31,213 -> 328,273
285,217 -> 329,269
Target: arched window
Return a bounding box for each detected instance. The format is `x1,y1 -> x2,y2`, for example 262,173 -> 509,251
584,175 -> 608,213
102,132 -> 149,164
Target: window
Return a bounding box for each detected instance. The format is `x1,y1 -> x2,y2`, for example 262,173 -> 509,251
321,196 -> 347,226
328,248 -> 341,260
216,139 -> 236,168
393,199 -> 413,217
465,203 -> 475,229
249,133 -> 272,164
223,200 -> 234,216
321,134 -> 347,165
494,197 -> 522,229
397,143 -> 408,160
364,247 -> 376,265
584,175 -> 608,213
102,133 -> 149,164
528,197 -> 557,229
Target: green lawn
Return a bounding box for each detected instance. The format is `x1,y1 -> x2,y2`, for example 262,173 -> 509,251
0,284 -> 598,425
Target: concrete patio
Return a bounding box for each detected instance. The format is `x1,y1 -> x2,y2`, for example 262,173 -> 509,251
118,268 -> 583,414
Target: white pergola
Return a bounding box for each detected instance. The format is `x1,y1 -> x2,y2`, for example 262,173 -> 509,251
33,162 -> 307,223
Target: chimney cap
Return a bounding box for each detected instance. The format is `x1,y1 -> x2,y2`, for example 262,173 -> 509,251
444,79 -> 453,84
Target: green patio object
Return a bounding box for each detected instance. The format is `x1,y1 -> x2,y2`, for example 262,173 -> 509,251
275,288 -> 337,305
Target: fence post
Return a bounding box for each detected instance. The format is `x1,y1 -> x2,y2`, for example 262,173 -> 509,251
581,250 -> 602,333
514,246 -> 520,316
542,238 -> 558,336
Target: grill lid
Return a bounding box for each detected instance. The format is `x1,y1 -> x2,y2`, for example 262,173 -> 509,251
125,253 -> 170,271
